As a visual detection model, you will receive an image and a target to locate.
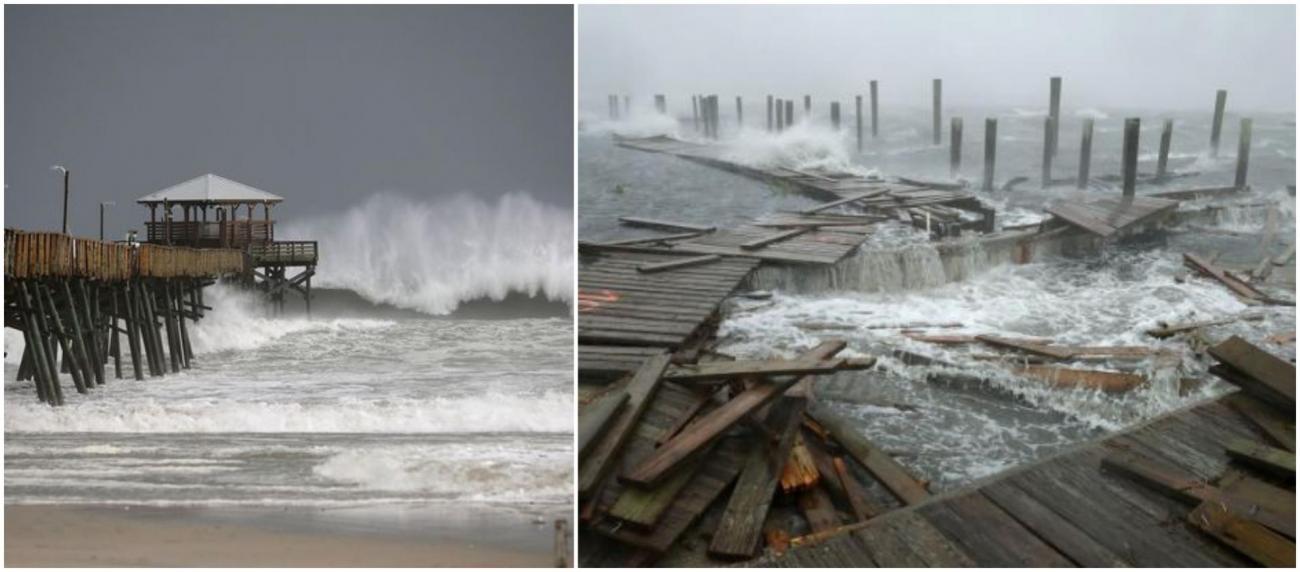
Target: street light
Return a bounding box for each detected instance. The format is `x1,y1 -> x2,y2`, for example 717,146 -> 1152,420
50,165 -> 69,234
100,201 -> 116,241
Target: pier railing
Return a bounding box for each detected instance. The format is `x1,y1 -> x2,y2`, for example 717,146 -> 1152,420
5,229 -> 246,280
248,240 -> 318,266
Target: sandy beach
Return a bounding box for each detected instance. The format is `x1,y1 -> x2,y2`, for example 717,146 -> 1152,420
5,504 -> 565,567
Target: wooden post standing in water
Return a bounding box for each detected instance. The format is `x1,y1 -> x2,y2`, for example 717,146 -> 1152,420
655,94 -> 666,114
830,101 -> 841,131
766,95 -> 773,132
855,95 -> 864,152
1041,117 -> 1055,188
736,96 -> 743,129
1210,89 -> 1227,158
776,98 -> 784,132
692,95 -> 699,133
932,79 -> 942,145
1048,76 -> 1062,157
982,118 -> 997,192
1235,118 -> 1252,190
950,117 -> 963,177
608,95 -> 616,120
1121,118 -> 1140,198
869,80 -> 879,138
623,95 -> 630,117
804,95 -> 811,115
1078,118 -> 1094,189
785,100 -> 794,128
1156,119 -> 1173,181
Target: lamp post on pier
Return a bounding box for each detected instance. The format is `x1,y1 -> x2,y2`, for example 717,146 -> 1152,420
51,165 -> 69,234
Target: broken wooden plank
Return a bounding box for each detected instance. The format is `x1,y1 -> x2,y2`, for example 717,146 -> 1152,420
607,455 -> 704,530
1224,438 -> 1296,479
1227,394 -> 1295,452
636,254 -> 723,274
797,484 -> 841,534
779,433 -> 821,494
1185,252 -> 1266,300
1208,336 -> 1296,408
833,456 -> 880,522
579,390 -> 629,461
663,357 -> 872,382
1188,500 -> 1295,567
579,352 -> 671,498
1012,365 -> 1145,393
977,335 -> 1076,360
800,190 -> 890,214
618,216 -> 716,233
708,397 -> 806,560
1147,313 -> 1263,338
602,231 -> 709,246
620,341 -> 847,488
807,404 -> 930,505
1101,449 -> 1294,537
739,227 -> 810,251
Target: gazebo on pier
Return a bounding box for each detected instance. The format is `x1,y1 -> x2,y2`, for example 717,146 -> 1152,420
137,174 -> 318,314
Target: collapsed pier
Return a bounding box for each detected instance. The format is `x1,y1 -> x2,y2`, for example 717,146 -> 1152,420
579,82 -> 1294,566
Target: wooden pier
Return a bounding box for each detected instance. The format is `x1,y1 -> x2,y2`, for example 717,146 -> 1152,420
5,230 -> 245,405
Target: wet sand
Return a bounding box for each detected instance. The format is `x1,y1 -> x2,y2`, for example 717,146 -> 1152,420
5,504 -> 566,567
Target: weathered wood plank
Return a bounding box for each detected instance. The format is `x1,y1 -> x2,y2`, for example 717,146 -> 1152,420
920,492 -> 1075,566
1188,500 -> 1295,567
579,390 -> 629,460
579,352 -> 671,498
1224,438 -> 1295,478
1208,336 -> 1295,407
978,335 -> 1075,359
983,481 -> 1131,566
1226,394 -> 1295,452
636,254 -> 723,274
1012,365 -> 1146,393
739,227 -> 811,251
807,404 -> 930,505
664,358 -> 872,382
618,216 -> 716,233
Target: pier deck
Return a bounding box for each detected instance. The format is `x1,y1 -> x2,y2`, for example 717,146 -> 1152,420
750,389 -> 1294,568
1046,195 -> 1180,238
578,248 -> 760,351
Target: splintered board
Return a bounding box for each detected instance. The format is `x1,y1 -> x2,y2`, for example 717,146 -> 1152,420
578,249 -> 759,348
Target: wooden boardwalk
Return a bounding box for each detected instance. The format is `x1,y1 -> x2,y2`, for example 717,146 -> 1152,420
578,248 -> 761,350
750,391 -> 1294,568
1046,195 -> 1180,238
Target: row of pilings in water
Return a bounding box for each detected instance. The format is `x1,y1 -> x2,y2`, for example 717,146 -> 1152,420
6,230 -> 245,406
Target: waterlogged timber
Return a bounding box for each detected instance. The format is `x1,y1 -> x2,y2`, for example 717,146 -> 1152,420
579,74 -> 1294,565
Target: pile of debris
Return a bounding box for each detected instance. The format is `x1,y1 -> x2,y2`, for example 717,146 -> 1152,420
578,340 -> 938,566
1102,335 -> 1294,567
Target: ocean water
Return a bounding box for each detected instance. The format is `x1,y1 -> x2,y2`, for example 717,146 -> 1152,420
579,98 -> 1295,490
5,194 -> 574,516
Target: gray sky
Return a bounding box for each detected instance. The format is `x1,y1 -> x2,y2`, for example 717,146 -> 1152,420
6,5 -> 572,238
580,4 -> 1295,113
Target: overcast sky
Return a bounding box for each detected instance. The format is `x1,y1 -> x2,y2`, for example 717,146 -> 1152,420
580,5 -> 1295,113
6,5 -> 572,238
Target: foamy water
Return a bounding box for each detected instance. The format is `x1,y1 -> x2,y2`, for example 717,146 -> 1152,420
5,284 -> 573,508
579,100 -> 1295,490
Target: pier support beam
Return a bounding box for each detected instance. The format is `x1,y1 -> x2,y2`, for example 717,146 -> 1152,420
1041,117 -> 1055,188
950,117 -> 963,177
869,80 -> 879,138
1210,89 -> 1227,157
654,94 -> 666,114
1235,118 -> 1252,190
1156,119 -> 1173,181
775,98 -> 784,132
1048,76 -> 1062,157
1121,118 -> 1140,198
803,94 -> 810,115
785,100 -> 794,128
735,96 -> 743,129
932,79 -> 942,145
692,95 -> 699,133
982,118 -> 997,192
1078,118 -> 1094,189
855,95 -> 863,152
830,101 -> 841,131
766,95 -> 773,132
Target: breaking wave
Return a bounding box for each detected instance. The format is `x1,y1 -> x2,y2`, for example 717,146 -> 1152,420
723,122 -> 878,176
280,192 -> 572,315
313,444 -> 571,503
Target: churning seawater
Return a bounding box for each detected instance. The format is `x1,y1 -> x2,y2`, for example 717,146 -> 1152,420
580,99 -> 1295,491
5,285 -> 573,508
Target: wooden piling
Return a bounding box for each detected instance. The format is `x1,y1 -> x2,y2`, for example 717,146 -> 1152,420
1048,76 -> 1062,157
932,79 -> 942,145
1078,118 -> 1094,189
1210,89 -> 1227,158
1156,119 -> 1173,181
17,282 -> 57,404
608,95 -> 617,120
1121,118 -> 1140,198
982,118 -> 997,192
109,290 -> 122,379
175,283 -> 193,367
785,100 -> 794,127
735,96 -> 743,129
1235,117 -> 1252,190
1041,117 -> 1055,188
869,80 -> 879,138
830,101 -> 841,131
692,95 -> 699,133
855,95 -> 863,152
623,95 -> 630,116
803,94 -> 810,115
766,95 -> 774,132
776,98 -> 785,132
73,280 -> 104,385
123,283 -> 144,380
40,283 -> 88,395
654,94 -> 666,114
950,117 -> 963,177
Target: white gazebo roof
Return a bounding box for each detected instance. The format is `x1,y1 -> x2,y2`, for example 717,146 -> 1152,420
137,174 -> 283,204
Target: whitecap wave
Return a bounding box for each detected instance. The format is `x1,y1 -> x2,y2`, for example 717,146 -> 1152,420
313,443 -> 571,503
721,122 -> 878,176
280,192 -> 573,315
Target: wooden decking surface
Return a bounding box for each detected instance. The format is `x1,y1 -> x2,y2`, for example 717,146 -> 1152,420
578,249 -> 760,349
1046,196 -> 1179,238
671,225 -> 871,265
750,393 -> 1292,567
